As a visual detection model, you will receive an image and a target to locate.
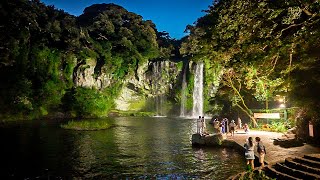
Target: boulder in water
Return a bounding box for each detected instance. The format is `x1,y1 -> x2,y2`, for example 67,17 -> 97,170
192,133 -> 225,146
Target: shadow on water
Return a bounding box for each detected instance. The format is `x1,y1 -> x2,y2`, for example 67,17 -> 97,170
0,117 -> 246,179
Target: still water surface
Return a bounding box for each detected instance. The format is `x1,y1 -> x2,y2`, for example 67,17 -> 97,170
0,117 -> 246,179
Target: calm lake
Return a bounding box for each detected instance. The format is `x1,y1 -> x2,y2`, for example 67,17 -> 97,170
0,117 -> 246,179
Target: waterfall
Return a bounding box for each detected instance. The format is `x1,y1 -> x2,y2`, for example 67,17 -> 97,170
153,61 -> 165,116
180,64 -> 187,117
192,62 -> 204,117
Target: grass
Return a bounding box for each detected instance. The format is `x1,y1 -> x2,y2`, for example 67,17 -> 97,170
61,120 -> 113,131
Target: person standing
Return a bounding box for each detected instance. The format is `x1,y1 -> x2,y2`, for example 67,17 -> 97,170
197,116 -> 202,134
224,118 -> 229,134
244,137 -> 255,170
201,116 -> 206,135
229,120 -> 236,136
237,117 -> 242,129
221,120 -> 225,134
243,123 -> 249,133
255,137 -> 266,168
214,119 -> 219,132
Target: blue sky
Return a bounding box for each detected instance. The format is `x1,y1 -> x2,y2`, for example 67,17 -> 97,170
41,0 -> 213,39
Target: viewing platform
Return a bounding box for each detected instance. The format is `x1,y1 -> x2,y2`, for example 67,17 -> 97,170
227,130 -> 320,179
226,130 -> 320,165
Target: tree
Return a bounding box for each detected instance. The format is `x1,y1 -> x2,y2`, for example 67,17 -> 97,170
181,0 -> 320,128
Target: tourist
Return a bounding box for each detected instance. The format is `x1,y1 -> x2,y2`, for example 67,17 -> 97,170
243,123 -> 249,133
201,116 -> 206,135
237,117 -> 242,129
229,120 -> 236,136
244,137 -> 255,170
221,118 -> 225,133
197,116 -> 202,134
213,119 -> 220,133
255,137 -> 266,168
213,118 -> 218,126
220,121 -> 224,133
225,118 -> 229,133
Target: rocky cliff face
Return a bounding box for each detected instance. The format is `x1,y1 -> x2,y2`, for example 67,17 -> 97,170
74,58 -> 112,89
73,58 -> 181,112
115,60 -> 181,112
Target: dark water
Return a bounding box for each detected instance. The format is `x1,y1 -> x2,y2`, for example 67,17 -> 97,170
0,117 -> 246,179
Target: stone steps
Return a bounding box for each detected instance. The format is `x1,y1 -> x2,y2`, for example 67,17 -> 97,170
265,164 -> 302,180
265,154 -> 320,180
229,154 -> 320,180
274,162 -> 320,179
285,157 -> 320,175
304,154 -> 320,162
293,156 -> 320,169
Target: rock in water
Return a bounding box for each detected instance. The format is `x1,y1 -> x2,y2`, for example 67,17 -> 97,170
192,133 -> 224,146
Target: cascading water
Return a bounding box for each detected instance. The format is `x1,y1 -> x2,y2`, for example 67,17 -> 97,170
192,62 -> 204,117
153,61 -> 165,116
180,64 -> 187,117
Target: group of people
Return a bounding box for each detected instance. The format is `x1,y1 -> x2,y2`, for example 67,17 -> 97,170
244,136 -> 266,170
196,116 -> 252,136
196,116 -> 266,170
210,117 -> 249,136
196,116 -> 206,135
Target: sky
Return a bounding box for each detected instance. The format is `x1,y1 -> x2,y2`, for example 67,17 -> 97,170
41,0 -> 213,39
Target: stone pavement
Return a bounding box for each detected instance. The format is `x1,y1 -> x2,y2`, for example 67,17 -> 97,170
226,129 -> 320,164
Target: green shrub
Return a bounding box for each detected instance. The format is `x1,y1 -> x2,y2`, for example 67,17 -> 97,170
62,87 -> 113,117
61,120 -> 112,130
270,121 -> 287,132
253,121 -> 287,133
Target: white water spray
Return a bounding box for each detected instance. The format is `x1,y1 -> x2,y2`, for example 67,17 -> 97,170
153,61 -> 165,116
192,62 -> 203,118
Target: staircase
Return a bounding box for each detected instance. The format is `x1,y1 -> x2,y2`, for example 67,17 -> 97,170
265,154 -> 320,180
229,154 -> 320,180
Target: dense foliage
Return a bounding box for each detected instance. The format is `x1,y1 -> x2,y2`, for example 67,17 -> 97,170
0,0 -> 177,119
2,0 -> 320,140
182,0 -> 320,134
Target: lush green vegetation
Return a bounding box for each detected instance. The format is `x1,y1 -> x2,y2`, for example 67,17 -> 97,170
0,0 -> 180,119
182,0 -> 320,139
252,121 -> 288,133
61,120 -> 112,130
1,0 -> 320,141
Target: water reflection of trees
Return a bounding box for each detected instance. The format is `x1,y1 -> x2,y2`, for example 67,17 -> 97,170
72,134 -> 97,179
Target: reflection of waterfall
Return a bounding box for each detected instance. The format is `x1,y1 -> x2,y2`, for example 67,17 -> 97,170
192,62 -> 203,117
155,94 -> 165,116
153,61 -> 165,116
180,64 -> 187,117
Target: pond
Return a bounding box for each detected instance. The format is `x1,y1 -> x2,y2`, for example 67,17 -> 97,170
0,117 -> 246,179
